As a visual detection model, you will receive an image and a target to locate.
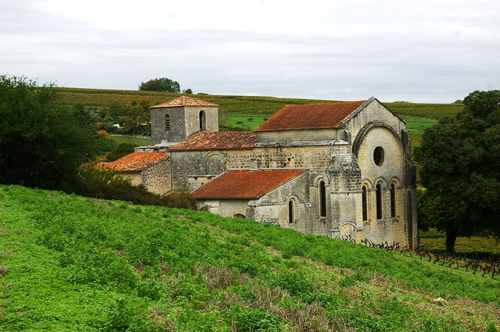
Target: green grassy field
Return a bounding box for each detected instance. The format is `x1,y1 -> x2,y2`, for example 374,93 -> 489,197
1,185 -> 498,331
419,229 -> 500,256
111,135 -> 151,146
386,102 -> 463,119
399,115 -> 438,136
221,113 -> 270,131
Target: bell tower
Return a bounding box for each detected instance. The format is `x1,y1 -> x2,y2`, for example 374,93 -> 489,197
149,96 -> 219,146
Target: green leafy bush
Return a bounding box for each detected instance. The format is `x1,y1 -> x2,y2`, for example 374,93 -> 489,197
106,142 -> 138,162
235,307 -> 281,331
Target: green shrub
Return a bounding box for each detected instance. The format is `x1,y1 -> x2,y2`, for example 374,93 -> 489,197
106,142 -> 137,162
272,271 -> 314,297
486,322 -> 498,332
71,164 -> 198,210
235,307 -> 281,331
106,297 -> 162,332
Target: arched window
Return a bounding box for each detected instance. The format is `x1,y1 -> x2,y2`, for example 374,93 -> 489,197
165,114 -> 170,131
376,183 -> 383,219
233,213 -> 245,219
199,110 -> 206,131
362,186 -> 368,221
288,200 -> 295,223
390,183 -> 396,218
319,180 -> 326,218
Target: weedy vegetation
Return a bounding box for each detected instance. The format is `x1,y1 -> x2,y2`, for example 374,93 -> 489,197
0,185 -> 499,331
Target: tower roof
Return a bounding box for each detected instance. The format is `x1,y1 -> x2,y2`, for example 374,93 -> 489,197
149,96 -> 219,109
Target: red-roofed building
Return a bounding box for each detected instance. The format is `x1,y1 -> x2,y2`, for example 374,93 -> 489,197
192,169 -> 306,200
119,95 -> 417,248
105,152 -> 170,195
192,169 -> 309,227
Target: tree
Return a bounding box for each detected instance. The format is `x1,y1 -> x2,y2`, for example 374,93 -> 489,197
415,90 -> 500,252
106,142 -> 138,162
0,75 -> 99,190
139,77 -> 180,93
108,100 -> 126,118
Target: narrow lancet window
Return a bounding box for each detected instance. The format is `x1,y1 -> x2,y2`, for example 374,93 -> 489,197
376,183 -> 383,220
390,183 -> 396,218
199,111 -> 206,131
319,181 -> 326,218
362,186 -> 368,221
165,114 -> 170,131
289,200 -> 294,223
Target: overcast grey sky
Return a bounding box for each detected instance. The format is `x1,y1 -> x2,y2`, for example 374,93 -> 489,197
1,0 -> 499,102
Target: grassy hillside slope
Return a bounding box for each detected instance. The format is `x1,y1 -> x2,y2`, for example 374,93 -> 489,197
1,185 -> 498,331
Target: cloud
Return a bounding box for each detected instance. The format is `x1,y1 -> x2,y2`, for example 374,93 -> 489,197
1,0 -> 499,102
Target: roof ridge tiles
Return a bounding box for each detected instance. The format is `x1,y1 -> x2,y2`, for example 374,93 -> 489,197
150,96 -> 219,108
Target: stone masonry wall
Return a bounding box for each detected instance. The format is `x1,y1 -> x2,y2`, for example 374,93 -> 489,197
343,100 -> 405,145
256,128 -> 346,144
150,105 -> 218,145
151,107 -> 186,145
354,125 -> 409,247
141,158 -> 172,195
184,106 -> 218,136
170,150 -> 227,190
247,171 -> 310,233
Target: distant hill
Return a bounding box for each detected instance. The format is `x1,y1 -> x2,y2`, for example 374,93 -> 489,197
55,87 -> 463,119
0,185 -> 498,331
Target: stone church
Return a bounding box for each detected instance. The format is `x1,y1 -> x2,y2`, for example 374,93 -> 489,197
109,95 -> 418,248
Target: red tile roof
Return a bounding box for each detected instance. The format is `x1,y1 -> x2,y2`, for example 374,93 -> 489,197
168,131 -> 256,151
150,96 -> 219,108
254,101 -> 366,131
192,169 -> 307,200
105,152 -> 168,172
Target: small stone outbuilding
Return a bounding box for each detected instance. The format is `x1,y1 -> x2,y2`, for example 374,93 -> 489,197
105,151 -> 170,195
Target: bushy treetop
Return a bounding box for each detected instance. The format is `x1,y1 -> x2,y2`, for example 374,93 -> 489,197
139,77 -> 180,93
415,90 -> 500,252
0,75 -> 99,190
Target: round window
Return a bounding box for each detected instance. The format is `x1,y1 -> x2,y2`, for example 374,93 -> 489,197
373,146 -> 384,166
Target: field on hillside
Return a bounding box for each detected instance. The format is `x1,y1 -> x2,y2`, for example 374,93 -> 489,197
419,232 -> 500,256
387,102 -> 463,119
55,88 -> 333,114
1,185 -> 499,331
111,135 -> 152,146
55,87 -> 461,121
